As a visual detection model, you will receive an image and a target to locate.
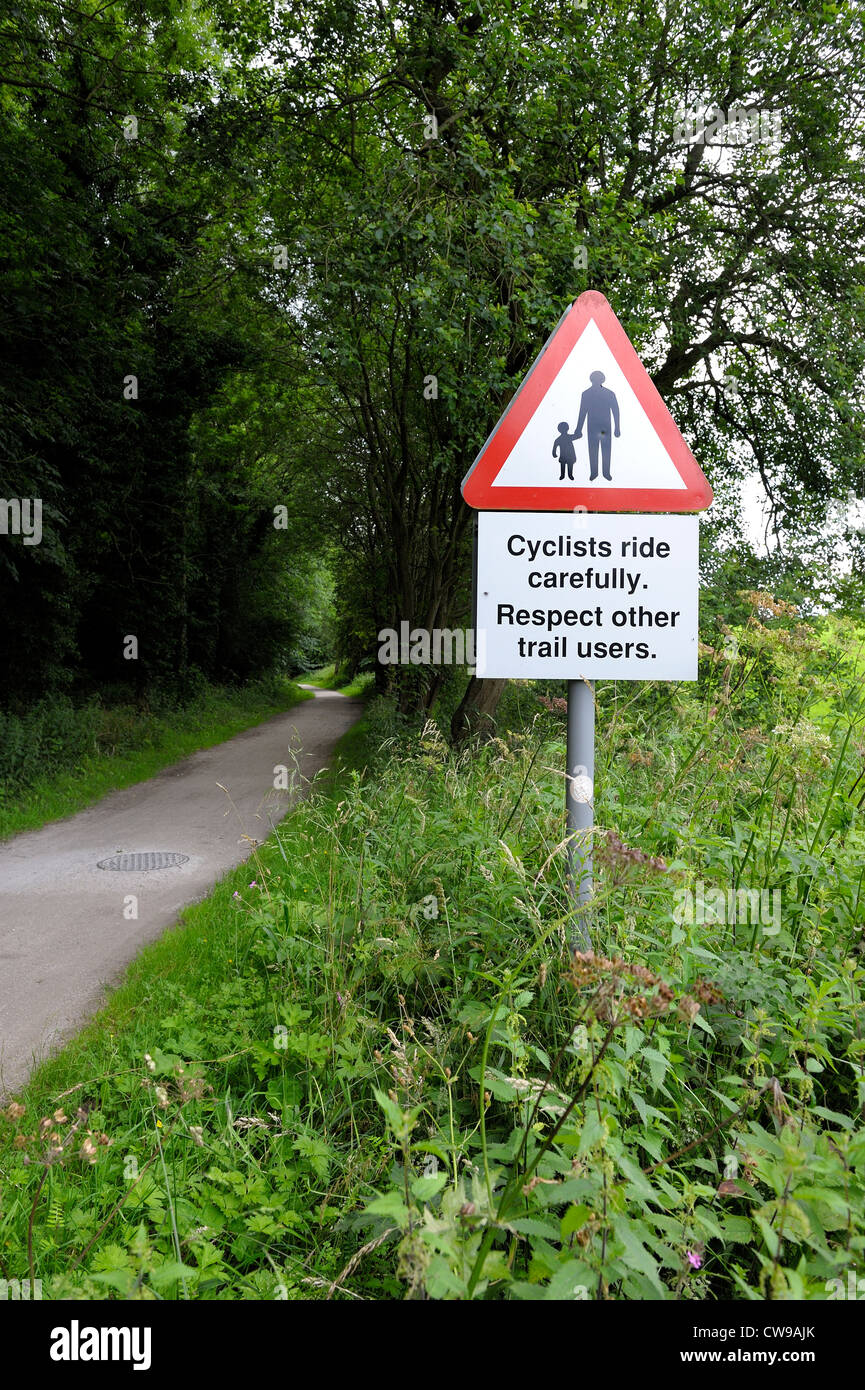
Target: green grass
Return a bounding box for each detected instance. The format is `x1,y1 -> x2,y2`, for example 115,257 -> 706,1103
301,664 -> 374,698
0,703 -> 377,1301
2,609 -> 864,1302
0,680 -> 313,841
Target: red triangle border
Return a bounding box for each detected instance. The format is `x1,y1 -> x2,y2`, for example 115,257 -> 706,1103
461,291 -> 713,513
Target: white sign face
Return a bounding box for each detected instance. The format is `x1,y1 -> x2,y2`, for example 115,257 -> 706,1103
489,320 -> 687,495
475,512 -> 699,680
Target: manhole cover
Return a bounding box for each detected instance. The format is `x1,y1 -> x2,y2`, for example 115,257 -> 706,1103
97,851 -> 189,872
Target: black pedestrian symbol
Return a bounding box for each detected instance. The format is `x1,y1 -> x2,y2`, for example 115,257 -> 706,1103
575,370 -> 620,481
552,421 -> 579,481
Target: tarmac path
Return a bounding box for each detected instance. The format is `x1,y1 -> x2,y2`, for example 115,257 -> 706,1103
0,687 -> 360,1098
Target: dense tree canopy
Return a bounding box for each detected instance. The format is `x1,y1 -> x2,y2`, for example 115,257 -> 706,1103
1,0 -> 863,710
260,0 -> 865,678
0,0 -> 317,702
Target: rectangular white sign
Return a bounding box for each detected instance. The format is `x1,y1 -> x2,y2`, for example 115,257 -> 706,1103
475,512 -> 699,680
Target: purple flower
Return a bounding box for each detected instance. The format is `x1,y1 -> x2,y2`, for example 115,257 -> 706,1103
687,1250 -> 702,1269
233,891 -> 241,899
249,880 -> 258,889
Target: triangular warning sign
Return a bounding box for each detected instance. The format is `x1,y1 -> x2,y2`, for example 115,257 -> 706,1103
461,291 -> 713,513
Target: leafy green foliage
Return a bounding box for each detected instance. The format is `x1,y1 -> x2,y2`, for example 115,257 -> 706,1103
0,0 -> 329,706
2,601 -> 863,1300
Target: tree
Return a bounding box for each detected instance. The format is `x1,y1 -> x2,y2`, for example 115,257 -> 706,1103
258,0 -> 865,722
0,0 -> 323,704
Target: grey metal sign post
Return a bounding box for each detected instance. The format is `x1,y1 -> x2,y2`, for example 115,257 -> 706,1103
566,678 -> 594,950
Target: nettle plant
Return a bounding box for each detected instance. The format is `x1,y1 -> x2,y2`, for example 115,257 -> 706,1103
360,947 -> 865,1300
234,693 -> 863,1302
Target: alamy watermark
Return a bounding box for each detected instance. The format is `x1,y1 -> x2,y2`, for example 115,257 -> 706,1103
378,622 -> 485,668
0,1277 -> 42,1300
50,1321 -> 151,1369
674,104 -> 782,151
826,1271 -> 865,1300
0,497 -> 42,545
673,882 -> 781,935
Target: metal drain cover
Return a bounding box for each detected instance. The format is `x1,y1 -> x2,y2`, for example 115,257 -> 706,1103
97,851 -> 189,872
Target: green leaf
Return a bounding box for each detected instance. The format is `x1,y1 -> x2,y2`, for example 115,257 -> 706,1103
577,1109 -> 606,1156
148,1260 -> 197,1290
412,1173 -> 447,1201
641,1046 -> 669,1090
364,1192 -> 411,1225
561,1204 -> 592,1239
510,1216 -> 562,1240
468,1066 -> 520,1101
721,1215 -> 755,1244
611,1216 -> 666,1295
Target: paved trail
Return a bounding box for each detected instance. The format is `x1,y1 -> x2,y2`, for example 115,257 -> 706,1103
0,687 -> 360,1098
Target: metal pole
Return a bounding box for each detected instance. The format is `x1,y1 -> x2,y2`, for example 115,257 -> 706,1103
566,678 -> 594,950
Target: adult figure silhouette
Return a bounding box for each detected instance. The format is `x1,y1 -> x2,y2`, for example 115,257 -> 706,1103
575,370 -> 620,481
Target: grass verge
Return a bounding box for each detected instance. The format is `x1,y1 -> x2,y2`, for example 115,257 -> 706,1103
0,680 -> 313,841
301,664 -> 374,699
1,605 -> 864,1301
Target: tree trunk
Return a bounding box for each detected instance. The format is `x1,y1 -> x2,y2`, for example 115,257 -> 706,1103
450,676 -> 507,745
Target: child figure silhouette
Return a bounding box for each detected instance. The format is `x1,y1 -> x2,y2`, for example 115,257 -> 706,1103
552,421 -> 579,481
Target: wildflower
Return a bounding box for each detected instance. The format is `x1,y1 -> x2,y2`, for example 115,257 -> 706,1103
740,589 -> 799,618
144,1053 -> 156,1072
627,748 -> 654,767
597,833 -> 668,875
687,1249 -> 702,1269
233,891 -> 241,899
693,978 -> 724,1005
623,995 -> 650,1020
538,694 -> 567,715
4,1102 -> 25,1121
249,880 -> 258,889
771,719 -> 831,765
677,995 -> 701,1024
